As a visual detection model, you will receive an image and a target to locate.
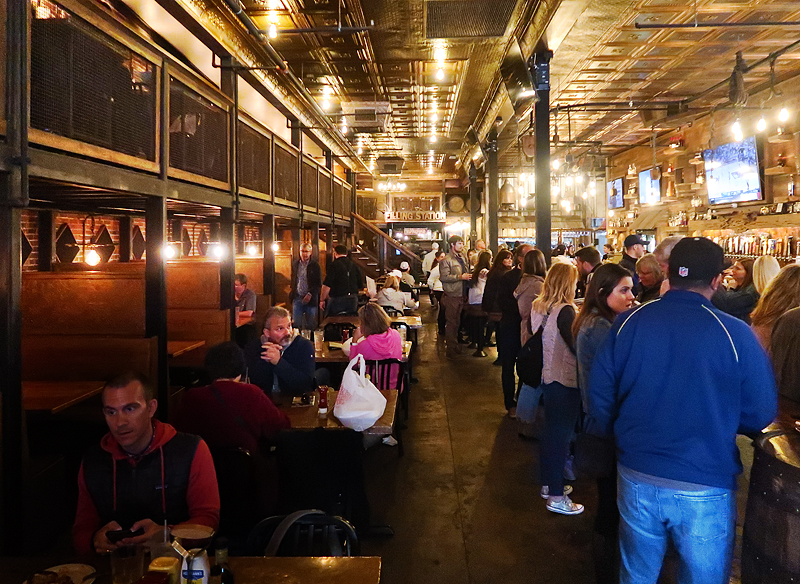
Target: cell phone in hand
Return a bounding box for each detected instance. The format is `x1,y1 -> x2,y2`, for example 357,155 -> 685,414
106,527 -> 144,543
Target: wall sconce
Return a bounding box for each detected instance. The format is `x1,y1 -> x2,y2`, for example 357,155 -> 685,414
209,242 -> 227,259
162,242 -> 182,259
245,241 -> 261,256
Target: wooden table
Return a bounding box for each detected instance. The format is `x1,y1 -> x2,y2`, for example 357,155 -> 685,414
320,314 -> 422,329
167,340 -> 206,358
282,389 -> 398,436
315,341 -> 412,364
229,556 -> 381,584
22,381 -> 106,413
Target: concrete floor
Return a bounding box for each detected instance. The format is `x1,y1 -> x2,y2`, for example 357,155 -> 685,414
361,301 -> 597,584
360,299 -> 754,584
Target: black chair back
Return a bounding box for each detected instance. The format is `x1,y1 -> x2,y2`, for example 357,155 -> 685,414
364,358 -> 406,391
246,510 -> 360,557
382,306 -> 404,317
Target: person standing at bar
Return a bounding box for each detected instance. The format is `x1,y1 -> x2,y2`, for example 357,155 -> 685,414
619,234 -> 647,295
590,237 -> 776,584
290,242 -> 322,332
320,245 -> 362,316
496,243 -> 532,417
438,235 -> 471,359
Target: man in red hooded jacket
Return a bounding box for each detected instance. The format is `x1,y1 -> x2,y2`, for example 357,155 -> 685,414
73,372 -> 220,555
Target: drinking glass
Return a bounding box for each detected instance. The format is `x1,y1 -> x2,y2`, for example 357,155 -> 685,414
314,329 -> 324,350
111,545 -> 145,584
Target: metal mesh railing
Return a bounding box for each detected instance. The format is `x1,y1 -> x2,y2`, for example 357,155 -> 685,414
319,172 -> 332,214
30,0 -> 156,161
237,120 -> 270,195
302,161 -> 318,208
274,144 -> 298,203
169,78 -> 228,183
334,180 -> 346,216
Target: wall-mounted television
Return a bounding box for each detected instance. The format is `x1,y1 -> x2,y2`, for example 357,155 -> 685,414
500,39 -> 537,118
607,177 -> 624,209
638,169 -> 661,205
704,136 -> 762,205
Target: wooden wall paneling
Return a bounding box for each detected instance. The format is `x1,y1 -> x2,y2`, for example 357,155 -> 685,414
273,250 -> 292,305
21,272 -> 146,336
166,260 -> 221,309
166,308 -> 230,367
234,256 -> 264,294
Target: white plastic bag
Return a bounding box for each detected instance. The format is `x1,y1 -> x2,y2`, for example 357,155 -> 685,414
334,354 -> 387,431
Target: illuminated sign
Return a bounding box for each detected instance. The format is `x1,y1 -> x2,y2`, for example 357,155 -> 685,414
384,211 -> 446,222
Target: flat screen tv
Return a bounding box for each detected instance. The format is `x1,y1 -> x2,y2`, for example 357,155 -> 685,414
704,136 -> 762,205
638,169 -> 661,205
607,178 -> 624,209
500,39 -> 537,118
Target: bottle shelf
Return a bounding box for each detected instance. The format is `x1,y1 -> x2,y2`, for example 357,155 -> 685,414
765,166 -> 793,176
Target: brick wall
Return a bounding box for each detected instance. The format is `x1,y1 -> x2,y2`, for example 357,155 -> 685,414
21,210 -> 39,272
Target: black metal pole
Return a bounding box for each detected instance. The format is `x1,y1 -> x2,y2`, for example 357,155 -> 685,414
469,163 -> 478,249
145,196 -> 169,417
486,127 -> 499,255
37,211 -> 54,271
263,214 -> 276,301
535,51 -> 552,265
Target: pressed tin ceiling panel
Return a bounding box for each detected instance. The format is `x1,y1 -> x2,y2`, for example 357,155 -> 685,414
425,0 -> 518,39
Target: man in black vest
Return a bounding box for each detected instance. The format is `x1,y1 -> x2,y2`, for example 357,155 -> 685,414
319,245 -> 363,316
73,372 -> 220,555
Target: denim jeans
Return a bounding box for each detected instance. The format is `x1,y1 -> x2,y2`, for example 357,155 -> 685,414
617,466 -> 736,584
293,298 -> 318,331
539,382 -> 581,494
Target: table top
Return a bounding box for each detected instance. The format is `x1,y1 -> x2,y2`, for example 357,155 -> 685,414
320,314 -> 422,329
167,340 -> 206,358
315,340 -> 412,364
22,380 -> 106,413
229,556 -> 381,584
282,389 -> 398,436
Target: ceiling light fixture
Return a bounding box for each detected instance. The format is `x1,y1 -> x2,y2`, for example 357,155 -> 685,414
756,116 -> 767,132
731,120 -> 743,142
436,68 -> 444,81
268,23 -> 278,39
552,159 -> 561,170
430,134 -> 437,143
779,107 -> 790,123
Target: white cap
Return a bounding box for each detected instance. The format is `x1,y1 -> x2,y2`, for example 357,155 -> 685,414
431,242 -> 439,250
400,261 -> 410,270
390,269 -> 402,279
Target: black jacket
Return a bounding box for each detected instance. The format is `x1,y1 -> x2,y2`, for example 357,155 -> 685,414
290,259 -> 322,303
482,268 -> 508,314
323,257 -> 363,298
619,252 -> 641,295
498,267 -> 524,324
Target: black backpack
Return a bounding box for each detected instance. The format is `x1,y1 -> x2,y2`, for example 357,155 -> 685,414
516,315 -> 546,387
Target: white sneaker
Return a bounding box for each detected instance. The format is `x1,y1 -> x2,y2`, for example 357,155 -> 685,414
540,485 -> 573,499
546,495 -> 584,515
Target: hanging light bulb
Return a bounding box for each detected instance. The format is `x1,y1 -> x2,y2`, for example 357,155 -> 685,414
779,108 -> 790,123
271,242 -> 280,253
519,172 -> 527,183
565,176 -> 573,186
431,113 -> 438,123
162,244 -> 177,259
84,249 -> 102,266
552,186 -> 560,196
731,120 -> 743,142
552,159 -> 561,170
756,116 -> 767,132
429,134 -> 437,143
575,174 -> 584,184
436,68 -> 444,81
427,167 -> 434,175
341,122 -> 348,135
322,99 -> 330,111
357,146 -> 363,155
247,244 -> 259,257
608,209 -> 615,217
268,23 -> 278,39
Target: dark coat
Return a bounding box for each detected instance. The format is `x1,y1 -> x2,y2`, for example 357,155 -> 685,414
290,259 -> 322,303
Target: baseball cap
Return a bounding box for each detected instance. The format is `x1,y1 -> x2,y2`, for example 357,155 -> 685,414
668,237 -> 725,283
400,261 -> 410,270
390,269 -> 402,279
624,234 -> 646,249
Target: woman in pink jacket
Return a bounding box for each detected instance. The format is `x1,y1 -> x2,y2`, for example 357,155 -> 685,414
351,303 -> 403,388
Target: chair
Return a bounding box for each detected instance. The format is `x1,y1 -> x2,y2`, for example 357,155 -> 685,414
323,322 -> 356,342
381,306 -> 404,317
274,428 -> 372,531
364,358 -> 408,455
245,510 -> 360,557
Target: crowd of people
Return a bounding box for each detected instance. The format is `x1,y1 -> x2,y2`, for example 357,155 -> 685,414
422,232 -> 797,583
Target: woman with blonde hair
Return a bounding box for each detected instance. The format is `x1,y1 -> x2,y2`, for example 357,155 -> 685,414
529,262 -> 583,516
376,274 -> 417,313
750,263 -> 800,350
753,255 -> 781,294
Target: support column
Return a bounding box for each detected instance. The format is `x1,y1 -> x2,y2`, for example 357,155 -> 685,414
486,125 -> 499,255
468,163 -> 478,249
119,216 -> 132,263
37,210 -> 54,271
262,214 -> 276,301
291,226 -> 301,259
534,51 -> 553,265
219,208 -> 235,337
220,58 -> 238,220
145,196 -> 169,418
311,222 -> 321,261
0,201 -> 25,554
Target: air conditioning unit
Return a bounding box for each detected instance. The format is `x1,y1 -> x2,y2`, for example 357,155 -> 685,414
341,101 -> 391,134
376,156 -> 405,176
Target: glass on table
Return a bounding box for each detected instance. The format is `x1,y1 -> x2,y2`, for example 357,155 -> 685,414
314,329 -> 324,350
111,545 -> 145,584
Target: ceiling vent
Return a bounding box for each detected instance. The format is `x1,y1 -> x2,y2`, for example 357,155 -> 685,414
341,101 -> 391,134
376,156 -> 405,176
426,0 -> 517,39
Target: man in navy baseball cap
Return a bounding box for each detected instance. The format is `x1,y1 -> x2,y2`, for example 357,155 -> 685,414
668,236 -> 726,287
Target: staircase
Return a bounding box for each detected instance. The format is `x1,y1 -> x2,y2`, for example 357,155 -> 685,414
351,213 -> 423,279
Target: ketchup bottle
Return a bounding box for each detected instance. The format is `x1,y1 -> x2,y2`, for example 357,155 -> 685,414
318,386 -> 328,416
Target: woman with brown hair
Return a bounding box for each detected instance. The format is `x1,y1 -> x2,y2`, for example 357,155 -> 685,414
466,251 -> 493,357
530,262 -> 583,515
351,303 -> 403,387
514,249 -> 547,345
750,263 -> 800,350
481,249 -> 514,353
712,258 -> 759,323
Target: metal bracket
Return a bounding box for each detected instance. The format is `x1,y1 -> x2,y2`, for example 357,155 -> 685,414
211,54 -> 287,72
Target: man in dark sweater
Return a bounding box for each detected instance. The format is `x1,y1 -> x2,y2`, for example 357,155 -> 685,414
496,243 -> 531,417
244,306 -> 316,397
589,237 -> 776,583
73,372 -> 220,555
174,342 -> 291,454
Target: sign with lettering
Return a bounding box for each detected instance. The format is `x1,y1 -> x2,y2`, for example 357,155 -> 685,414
384,211 -> 446,222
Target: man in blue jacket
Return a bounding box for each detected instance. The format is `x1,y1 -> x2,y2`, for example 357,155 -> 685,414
589,237 -> 776,584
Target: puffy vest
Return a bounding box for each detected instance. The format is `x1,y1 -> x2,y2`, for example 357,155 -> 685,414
82,433 -> 200,530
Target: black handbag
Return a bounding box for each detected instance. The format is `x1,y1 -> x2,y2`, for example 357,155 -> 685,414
573,419 -> 616,479
516,318 -> 545,387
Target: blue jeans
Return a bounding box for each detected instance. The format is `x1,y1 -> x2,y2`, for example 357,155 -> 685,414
293,298 -> 318,331
539,382 -> 581,493
617,466 -> 736,584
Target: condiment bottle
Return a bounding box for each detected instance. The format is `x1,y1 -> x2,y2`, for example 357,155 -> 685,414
318,385 -> 328,416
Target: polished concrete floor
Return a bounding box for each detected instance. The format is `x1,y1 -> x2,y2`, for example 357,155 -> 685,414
361,300 -> 598,584
360,299 -> 754,584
